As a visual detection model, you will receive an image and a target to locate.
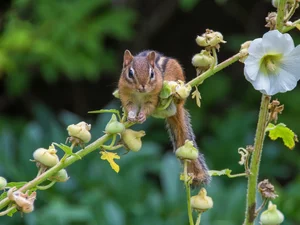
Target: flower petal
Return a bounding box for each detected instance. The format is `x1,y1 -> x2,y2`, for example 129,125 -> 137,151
244,55 -> 261,81
280,45 -> 300,81
262,30 -> 294,55
248,38 -> 264,58
247,70 -> 271,95
268,68 -> 298,95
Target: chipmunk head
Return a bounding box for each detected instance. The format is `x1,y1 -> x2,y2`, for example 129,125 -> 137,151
121,50 -> 162,93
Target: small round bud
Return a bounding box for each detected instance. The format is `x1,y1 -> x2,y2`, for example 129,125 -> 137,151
175,81 -> 191,99
0,176 -> 7,190
192,50 -> 214,68
260,201 -> 284,225
206,31 -> 226,46
190,188 -> 213,212
121,129 -> 145,152
239,41 -> 252,63
105,114 -> 125,134
67,121 -> 92,143
175,140 -> 199,160
195,36 -> 208,47
33,147 -> 59,167
48,169 -> 69,182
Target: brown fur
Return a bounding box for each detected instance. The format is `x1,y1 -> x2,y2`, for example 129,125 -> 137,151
118,50 -> 210,185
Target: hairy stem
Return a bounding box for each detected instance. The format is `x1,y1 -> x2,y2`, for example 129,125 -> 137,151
37,181 -> 56,190
276,0 -> 287,31
243,94 -> 270,225
186,53 -> 240,87
184,160 -> 194,225
282,18 -> 300,32
284,0 -> 298,21
0,134 -> 111,211
0,205 -> 16,216
195,213 -> 202,225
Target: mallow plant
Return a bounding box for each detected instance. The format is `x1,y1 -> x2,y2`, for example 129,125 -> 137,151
0,0 -> 299,224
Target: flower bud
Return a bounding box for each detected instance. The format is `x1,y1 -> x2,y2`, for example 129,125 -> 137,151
152,100 -> 177,119
67,121 -> 91,143
121,129 -> 145,152
191,50 -> 214,68
105,114 -> 125,134
206,31 -> 226,46
175,140 -> 199,160
190,188 -> 213,212
0,176 -> 7,190
195,35 -> 209,47
260,201 -> 284,225
239,41 -> 251,63
175,82 -> 192,99
33,146 -> 59,167
48,169 -> 69,182
112,89 -> 120,99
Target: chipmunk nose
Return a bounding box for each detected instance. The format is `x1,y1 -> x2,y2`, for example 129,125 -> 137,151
138,85 -> 146,92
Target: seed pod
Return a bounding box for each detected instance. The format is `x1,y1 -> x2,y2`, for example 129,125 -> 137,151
122,129 -> 145,152
48,169 -> 69,182
190,188 -> 213,212
67,121 -> 92,143
0,176 -> 7,190
105,114 -> 125,134
33,147 -> 59,167
260,201 -> 284,225
175,140 -> 199,160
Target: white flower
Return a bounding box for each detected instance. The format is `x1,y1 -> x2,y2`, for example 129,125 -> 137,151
244,30 -> 300,96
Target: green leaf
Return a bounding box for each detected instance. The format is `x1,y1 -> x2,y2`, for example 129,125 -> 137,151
266,123 -> 297,150
6,181 -> 27,188
7,207 -> 17,217
0,191 -> 7,201
159,82 -> 172,99
209,169 -> 232,177
191,87 -> 201,107
88,109 -> 120,114
53,143 -> 81,159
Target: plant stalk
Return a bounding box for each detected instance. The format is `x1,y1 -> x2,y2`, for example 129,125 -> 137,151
0,134 -> 111,211
276,0 -> 287,31
186,53 -> 240,87
243,94 -> 270,225
184,160 -> 194,225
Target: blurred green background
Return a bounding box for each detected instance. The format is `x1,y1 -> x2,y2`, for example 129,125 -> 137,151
0,0 -> 300,224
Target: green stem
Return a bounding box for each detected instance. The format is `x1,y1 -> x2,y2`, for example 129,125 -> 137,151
195,213 -> 202,225
243,94 -> 270,225
282,18 -> 300,32
0,134 -> 111,211
186,53 -> 240,87
37,181 -> 56,190
255,198 -> 268,216
227,173 -> 247,178
276,0 -> 287,31
284,0 -> 298,21
0,205 -> 16,216
184,160 -> 194,225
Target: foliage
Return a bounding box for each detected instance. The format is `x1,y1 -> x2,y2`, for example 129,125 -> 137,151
0,0 -> 135,95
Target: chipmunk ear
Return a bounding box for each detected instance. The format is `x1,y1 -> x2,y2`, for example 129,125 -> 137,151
123,50 -> 133,67
147,51 -> 156,68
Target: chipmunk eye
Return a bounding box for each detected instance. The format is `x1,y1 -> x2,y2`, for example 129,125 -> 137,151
150,69 -> 155,80
128,68 -> 134,79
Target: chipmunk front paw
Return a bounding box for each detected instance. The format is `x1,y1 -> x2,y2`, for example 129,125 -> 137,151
127,111 -> 137,122
137,112 -> 146,123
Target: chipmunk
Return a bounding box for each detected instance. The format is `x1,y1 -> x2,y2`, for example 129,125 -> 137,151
118,50 -> 210,185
